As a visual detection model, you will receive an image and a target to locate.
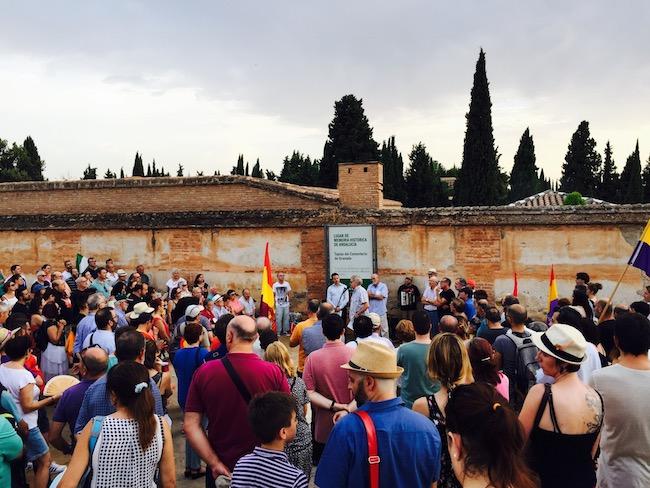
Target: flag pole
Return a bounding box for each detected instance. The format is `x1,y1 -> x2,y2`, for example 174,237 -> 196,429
598,264 -> 630,324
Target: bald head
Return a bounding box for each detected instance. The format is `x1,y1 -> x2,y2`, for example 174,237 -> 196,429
81,347 -> 108,378
228,315 -> 258,348
256,316 -> 272,331
507,303 -> 527,326
439,314 -> 459,332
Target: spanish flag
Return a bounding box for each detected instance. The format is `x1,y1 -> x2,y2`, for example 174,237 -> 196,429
547,265 -> 559,318
628,220 -> 650,275
260,242 -> 275,327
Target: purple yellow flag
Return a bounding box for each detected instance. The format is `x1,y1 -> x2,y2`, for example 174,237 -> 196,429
547,265 -> 558,319
628,220 -> 650,275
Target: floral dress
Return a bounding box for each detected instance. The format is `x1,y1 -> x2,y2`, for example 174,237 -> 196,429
285,375 -> 313,477
427,394 -> 462,488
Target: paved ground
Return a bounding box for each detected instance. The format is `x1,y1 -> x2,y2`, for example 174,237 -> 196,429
47,335 -> 316,487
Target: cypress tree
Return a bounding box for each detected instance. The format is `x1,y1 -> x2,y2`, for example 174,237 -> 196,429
146,163 -> 152,177
280,151 -> 318,185
380,136 -> 406,202
454,49 -> 505,206
82,164 -> 97,180
19,136 -> 45,181
176,163 -> 184,177
245,161 -> 249,177
619,141 -> 643,203
508,128 -> 540,201
265,170 -> 278,181
559,121 -> 601,196
318,94 -> 379,188
538,169 -> 551,191
151,159 -> 158,177
642,155 -> 650,203
251,159 -> 264,178
132,152 -> 145,177
404,143 -> 448,208
104,169 -> 116,179
231,154 -> 245,175
119,167 -> 125,178
596,141 -> 619,202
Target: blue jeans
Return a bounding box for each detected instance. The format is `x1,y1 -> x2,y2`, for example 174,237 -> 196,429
185,412 -> 206,471
426,310 -> 439,336
276,306 -> 290,334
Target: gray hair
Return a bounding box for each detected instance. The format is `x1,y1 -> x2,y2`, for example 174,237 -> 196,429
87,293 -> 106,311
256,316 -> 272,331
350,275 -> 362,285
0,302 -> 12,315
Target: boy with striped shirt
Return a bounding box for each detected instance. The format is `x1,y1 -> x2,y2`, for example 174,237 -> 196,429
231,392 -> 308,488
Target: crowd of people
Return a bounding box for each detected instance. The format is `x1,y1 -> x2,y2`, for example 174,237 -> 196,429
0,259 -> 649,487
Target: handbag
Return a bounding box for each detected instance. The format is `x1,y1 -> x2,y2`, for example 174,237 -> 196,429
353,410 -> 380,488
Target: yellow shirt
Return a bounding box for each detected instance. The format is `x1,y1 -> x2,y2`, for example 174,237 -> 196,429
289,316 -> 318,372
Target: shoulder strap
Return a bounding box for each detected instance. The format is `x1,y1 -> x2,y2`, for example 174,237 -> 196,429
290,376 -> 297,390
353,410 -> 379,488
546,386 -> 561,434
532,384 -> 551,430
89,332 -> 95,347
88,416 -> 105,453
221,356 -> 252,404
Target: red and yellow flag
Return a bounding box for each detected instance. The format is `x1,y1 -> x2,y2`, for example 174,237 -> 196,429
260,242 -> 275,328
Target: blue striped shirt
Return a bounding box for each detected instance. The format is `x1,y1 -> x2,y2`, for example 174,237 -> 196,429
231,447 -> 308,488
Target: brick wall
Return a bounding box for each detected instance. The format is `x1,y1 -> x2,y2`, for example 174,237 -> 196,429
338,161 -> 383,208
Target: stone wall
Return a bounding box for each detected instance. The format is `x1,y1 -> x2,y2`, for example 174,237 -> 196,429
1,203 -> 649,315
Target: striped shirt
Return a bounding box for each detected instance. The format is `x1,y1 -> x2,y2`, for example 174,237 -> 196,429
231,446 -> 308,488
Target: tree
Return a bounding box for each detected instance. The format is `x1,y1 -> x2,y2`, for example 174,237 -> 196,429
132,152 -> 145,177
643,155 -> 650,203
596,141 -> 619,202
265,170 -> 278,181
454,49 -> 506,206
279,151 -> 318,185
82,164 -> 97,180
508,128 -> 541,202
103,169 -> 116,179
176,163 -> 184,177
251,158 -> 264,178
619,141 -> 643,203
231,154 -> 246,175
245,162 -> 249,177
318,94 -> 379,188
0,140 -> 30,182
559,121 -> 601,196
563,192 -> 585,206
404,143 -> 448,208
538,169 -> 552,191
146,163 -> 152,177
119,167 -> 125,178
19,136 -> 45,181
380,136 -> 406,202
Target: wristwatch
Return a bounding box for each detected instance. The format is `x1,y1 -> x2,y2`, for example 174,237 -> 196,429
329,400 -> 335,411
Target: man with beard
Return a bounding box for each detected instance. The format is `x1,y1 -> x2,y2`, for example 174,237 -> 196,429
316,341 -> 441,488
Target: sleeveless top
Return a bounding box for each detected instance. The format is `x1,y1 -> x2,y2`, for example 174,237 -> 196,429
426,395 -> 462,488
92,416 -> 164,488
529,383 -> 603,488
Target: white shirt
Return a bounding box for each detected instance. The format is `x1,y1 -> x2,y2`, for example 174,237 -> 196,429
0,364 -> 39,429
272,281 -> 292,308
105,272 -> 119,286
327,283 -> 350,315
62,270 -> 73,281
346,334 -> 394,351
422,286 -> 438,311
348,285 -> 369,328
166,278 -> 182,293
239,296 -> 256,316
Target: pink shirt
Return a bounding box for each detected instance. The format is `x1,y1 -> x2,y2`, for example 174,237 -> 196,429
303,341 -> 354,443
495,371 -> 510,401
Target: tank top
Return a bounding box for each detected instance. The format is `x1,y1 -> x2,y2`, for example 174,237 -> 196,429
529,383 -> 603,488
426,395 -> 462,488
92,416 -> 164,488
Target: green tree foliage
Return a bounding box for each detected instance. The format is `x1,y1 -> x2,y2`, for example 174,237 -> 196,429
103,169 -> 116,179
251,158 -> 264,178
176,163 -> 184,177
231,154 -> 246,175
538,169 -> 552,191
132,152 -> 145,177
265,170 -> 278,181
619,141 -> 643,203
508,128 -> 541,202
642,155 -> 650,203
454,50 -> 506,206
245,162 -> 249,177
563,191 -> 585,206
279,151 -> 319,185
380,136 -> 405,202
404,143 -> 449,208
119,167 -> 125,178
318,94 -> 379,188
19,136 -> 45,181
559,121 -> 601,196
82,164 -> 97,180
146,163 -> 152,177
596,141 -> 619,202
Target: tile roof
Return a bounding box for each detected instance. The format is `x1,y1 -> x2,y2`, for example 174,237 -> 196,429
509,190 -> 615,208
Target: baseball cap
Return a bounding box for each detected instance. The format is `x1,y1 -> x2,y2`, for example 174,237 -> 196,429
427,268 -> 437,275
117,269 -> 127,277
367,312 -> 381,328
128,302 -> 154,319
185,304 -> 204,319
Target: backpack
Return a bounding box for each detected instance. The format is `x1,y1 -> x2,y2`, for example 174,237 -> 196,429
0,384 -> 27,488
34,323 -> 50,352
505,329 -> 540,406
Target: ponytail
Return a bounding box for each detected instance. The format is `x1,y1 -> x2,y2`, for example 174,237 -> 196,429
107,361 -> 157,450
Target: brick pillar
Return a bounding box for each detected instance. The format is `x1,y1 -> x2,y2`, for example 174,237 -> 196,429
301,228 -> 327,299
337,161 -> 384,209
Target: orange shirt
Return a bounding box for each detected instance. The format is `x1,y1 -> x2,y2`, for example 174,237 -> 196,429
289,316 -> 317,372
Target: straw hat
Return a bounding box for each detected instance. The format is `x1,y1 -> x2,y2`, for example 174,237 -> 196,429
341,341 -> 404,379
0,327 -> 21,350
532,323 -> 588,365
128,302 -> 154,319
43,375 -> 80,397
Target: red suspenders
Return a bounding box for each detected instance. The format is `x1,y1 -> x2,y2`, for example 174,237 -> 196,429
354,410 -> 380,488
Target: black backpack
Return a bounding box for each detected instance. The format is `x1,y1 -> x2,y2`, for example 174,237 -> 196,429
506,329 -> 540,408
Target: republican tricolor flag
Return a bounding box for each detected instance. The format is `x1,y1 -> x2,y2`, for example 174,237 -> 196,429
259,242 -> 276,328
628,219 -> 650,275
547,265 -> 559,319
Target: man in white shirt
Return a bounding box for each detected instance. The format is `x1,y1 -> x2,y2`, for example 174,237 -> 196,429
326,273 -> 349,316
421,276 -> 439,335
348,275 -> 369,329
272,272 -> 292,335
239,288 -> 256,317
366,313 -> 394,349
367,273 -> 389,337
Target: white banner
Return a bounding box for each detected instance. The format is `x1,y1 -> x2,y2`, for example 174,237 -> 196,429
327,225 -> 375,280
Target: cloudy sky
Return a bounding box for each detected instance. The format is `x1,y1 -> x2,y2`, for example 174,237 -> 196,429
1,1 -> 649,181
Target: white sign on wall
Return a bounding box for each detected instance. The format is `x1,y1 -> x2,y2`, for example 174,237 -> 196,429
326,225 -> 376,281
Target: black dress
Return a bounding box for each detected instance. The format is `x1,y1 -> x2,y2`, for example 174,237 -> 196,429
528,383 -> 603,488
426,395 -> 462,488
